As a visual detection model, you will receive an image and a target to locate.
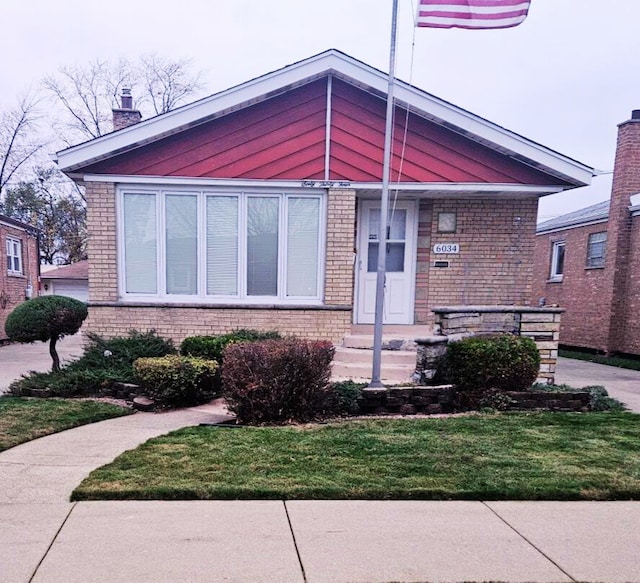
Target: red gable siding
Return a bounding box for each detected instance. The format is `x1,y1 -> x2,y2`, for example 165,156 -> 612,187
329,79 -> 558,185
80,76 -> 562,186
83,80 -> 329,180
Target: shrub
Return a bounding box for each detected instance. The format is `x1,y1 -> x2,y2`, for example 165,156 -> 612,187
133,355 -> 219,408
222,338 -> 335,424
5,295 -> 88,371
9,330 -> 176,397
329,380 -> 366,415
444,334 -> 540,410
180,329 -> 281,362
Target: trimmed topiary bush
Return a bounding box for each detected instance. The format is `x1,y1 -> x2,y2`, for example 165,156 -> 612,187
444,334 -> 541,410
221,338 -> 335,424
5,295 -> 88,371
133,355 -> 219,408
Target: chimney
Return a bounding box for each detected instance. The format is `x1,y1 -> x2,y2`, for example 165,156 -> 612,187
605,109 -> 640,352
112,88 -> 142,131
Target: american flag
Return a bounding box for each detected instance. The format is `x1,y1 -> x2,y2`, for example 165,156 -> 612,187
416,0 -> 531,29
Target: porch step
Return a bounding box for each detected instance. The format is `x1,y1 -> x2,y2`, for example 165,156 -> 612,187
331,362 -> 415,384
331,345 -> 416,384
334,347 -> 416,366
342,334 -> 418,351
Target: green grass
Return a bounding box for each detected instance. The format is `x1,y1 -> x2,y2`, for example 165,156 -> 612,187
73,412 -> 640,501
0,397 -> 132,452
560,348 -> 640,371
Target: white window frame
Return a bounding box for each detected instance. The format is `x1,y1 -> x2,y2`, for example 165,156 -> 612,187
586,232 -> 606,268
549,240 -> 565,281
117,186 -> 326,305
6,236 -> 23,275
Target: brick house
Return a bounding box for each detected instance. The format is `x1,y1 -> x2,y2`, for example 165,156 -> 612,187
1,214 -> 39,341
55,50 -> 593,347
534,109 -> 640,355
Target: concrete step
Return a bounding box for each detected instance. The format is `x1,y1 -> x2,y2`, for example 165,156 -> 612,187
333,347 -> 416,366
342,334 -> 418,350
331,361 -> 415,384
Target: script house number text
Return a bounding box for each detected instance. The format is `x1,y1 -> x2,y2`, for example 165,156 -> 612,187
433,243 -> 460,254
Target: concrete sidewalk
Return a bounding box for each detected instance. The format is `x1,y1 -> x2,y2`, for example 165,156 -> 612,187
3,499 -> 640,582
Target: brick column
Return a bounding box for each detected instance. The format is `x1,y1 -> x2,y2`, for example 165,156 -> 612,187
324,188 -> 356,307
607,111 -> 640,353
85,181 -> 118,302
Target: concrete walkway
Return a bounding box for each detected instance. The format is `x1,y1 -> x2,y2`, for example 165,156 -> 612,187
1,355 -> 640,581
556,356 -> 640,412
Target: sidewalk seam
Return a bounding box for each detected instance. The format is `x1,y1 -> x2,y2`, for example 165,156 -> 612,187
283,501 -> 308,583
28,502 -> 77,583
482,501 -> 577,582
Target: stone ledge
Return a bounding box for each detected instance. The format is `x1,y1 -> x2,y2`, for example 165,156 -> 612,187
432,305 -> 565,314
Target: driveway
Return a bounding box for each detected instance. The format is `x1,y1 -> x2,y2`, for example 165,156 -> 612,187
0,334 -> 84,393
555,356 -> 640,412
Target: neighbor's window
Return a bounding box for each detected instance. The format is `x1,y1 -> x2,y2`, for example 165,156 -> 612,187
586,232 -> 607,268
120,189 -> 324,303
6,237 -> 23,275
549,240 -> 565,281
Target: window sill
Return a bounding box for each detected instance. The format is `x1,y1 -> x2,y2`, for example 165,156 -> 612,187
90,300 -> 351,311
585,265 -> 605,270
546,277 -> 563,283
6,272 -> 25,278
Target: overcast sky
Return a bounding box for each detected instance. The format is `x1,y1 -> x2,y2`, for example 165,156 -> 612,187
2,0 -> 638,221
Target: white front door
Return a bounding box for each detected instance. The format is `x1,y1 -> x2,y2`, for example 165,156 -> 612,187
356,200 -> 417,324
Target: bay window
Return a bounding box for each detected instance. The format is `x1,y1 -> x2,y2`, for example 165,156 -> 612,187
119,188 -> 324,303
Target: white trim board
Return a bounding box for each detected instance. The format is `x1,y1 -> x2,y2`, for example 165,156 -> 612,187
82,174 -> 564,196
57,50 -> 594,187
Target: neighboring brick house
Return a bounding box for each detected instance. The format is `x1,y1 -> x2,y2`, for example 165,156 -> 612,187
55,50 -> 593,345
0,214 -> 40,341
534,109 -> 640,355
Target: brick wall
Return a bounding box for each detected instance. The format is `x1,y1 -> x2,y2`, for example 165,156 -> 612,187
85,181 -> 118,302
422,197 -> 538,315
325,189 -> 356,305
84,183 -> 355,343
532,112 -> 640,355
86,305 -> 351,344
532,222 -> 611,352
414,200 -> 432,324
608,115 -> 640,353
0,223 -> 39,341
620,214 -> 640,354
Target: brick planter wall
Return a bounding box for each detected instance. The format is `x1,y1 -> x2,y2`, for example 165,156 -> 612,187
358,386 -> 590,416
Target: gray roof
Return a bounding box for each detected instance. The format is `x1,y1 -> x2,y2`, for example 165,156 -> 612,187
537,200 -> 610,234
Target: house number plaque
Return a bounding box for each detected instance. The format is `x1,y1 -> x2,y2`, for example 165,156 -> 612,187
433,243 -> 460,254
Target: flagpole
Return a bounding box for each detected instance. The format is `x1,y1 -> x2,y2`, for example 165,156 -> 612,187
368,0 -> 399,389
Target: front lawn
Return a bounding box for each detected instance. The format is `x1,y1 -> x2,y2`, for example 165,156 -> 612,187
0,397 -> 132,452
73,412 -> 640,501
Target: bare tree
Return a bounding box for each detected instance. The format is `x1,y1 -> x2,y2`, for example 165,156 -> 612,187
44,54 -> 205,145
137,54 -> 205,116
0,94 -> 43,196
43,59 -> 132,144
